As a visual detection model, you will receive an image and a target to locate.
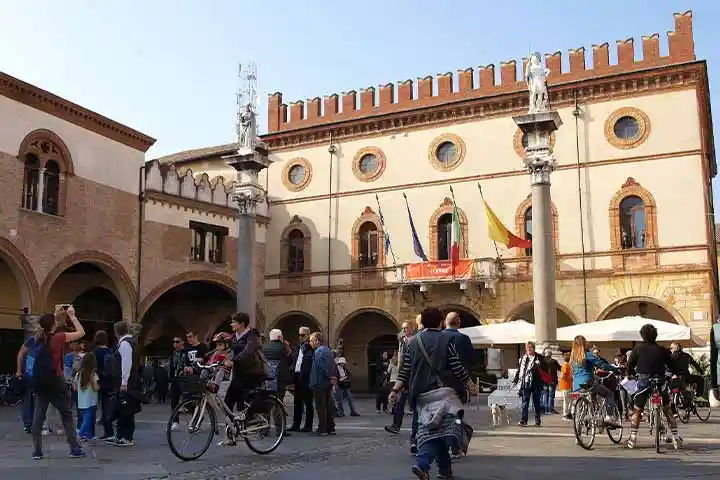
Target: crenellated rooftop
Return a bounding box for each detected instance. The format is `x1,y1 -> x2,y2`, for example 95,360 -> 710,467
266,11 -> 695,133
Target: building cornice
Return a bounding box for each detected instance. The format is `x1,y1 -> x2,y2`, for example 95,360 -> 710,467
0,71 -> 156,153
144,190 -> 270,225
261,62 -> 705,152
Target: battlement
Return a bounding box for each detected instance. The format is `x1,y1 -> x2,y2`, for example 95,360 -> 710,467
266,11 -> 695,133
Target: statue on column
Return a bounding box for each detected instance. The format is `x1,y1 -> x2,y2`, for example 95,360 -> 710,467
238,103 -> 256,150
526,52 -> 550,114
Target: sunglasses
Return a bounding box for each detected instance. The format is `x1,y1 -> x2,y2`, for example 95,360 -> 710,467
173,340 -> 183,344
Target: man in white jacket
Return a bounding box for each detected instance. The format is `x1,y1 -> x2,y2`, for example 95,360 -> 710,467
385,317 -> 419,451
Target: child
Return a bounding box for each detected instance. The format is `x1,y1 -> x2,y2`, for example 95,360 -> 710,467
559,352 -> 573,421
74,352 -> 99,441
209,332 -> 232,387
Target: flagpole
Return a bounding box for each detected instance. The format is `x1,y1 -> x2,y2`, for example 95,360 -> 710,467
375,193 -> 398,267
477,183 -> 503,261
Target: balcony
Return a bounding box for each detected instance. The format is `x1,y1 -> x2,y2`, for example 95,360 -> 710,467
391,257 -> 501,297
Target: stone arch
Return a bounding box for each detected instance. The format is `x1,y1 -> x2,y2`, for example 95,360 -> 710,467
436,303 -> 484,326
40,250 -> 136,320
0,237 -> 40,311
595,296 -> 686,326
269,310 -> 322,346
513,194 -> 560,257
505,301 -> 580,327
139,271 -> 236,320
351,206 -> 386,267
17,129 -> 75,175
429,197 -> 469,260
336,307 -> 399,392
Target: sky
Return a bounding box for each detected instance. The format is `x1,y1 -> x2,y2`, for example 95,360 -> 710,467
2,0 -> 719,215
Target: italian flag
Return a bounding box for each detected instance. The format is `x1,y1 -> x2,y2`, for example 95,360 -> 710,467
450,201 -> 462,274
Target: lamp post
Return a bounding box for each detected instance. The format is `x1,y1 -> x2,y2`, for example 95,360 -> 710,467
513,53 -> 563,355
223,63 -> 272,327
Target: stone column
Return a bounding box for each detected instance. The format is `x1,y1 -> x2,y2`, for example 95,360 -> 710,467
36,167 -> 46,212
236,209 -> 255,320
513,111 -> 562,353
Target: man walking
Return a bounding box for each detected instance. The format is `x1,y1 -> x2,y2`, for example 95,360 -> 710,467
309,332 -> 337,436
290,327 -> 314,432
107,321 -> 141,447
385,319 -> 415,435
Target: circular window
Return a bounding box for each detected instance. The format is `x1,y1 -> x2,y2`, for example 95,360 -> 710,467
613,116 -> 640,140
521,133 -> 529,149
429,134 -> 465,171
288,164 -> 305,185
358,154 -> 378,174
605,107 -> 650,150
436,142 -> 457,164
352,147 -> 386,182
282,158 -> 312,192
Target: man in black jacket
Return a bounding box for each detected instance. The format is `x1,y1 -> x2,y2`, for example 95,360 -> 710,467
670,342 -> 704,398
108,321 -> 141,447
262,328 -> 293,401
290,326 -> 314,432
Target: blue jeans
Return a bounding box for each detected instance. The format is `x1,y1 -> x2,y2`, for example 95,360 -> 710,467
78,406 -> 97,439
411,409 -> 418,444
334,387 -> 357,415
21,385 -> 34,429
520,387 -> 542,425
416,437 -> 451,475
542,384 -> 556,413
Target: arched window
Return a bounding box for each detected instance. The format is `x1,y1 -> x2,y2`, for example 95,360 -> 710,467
43,160 -> 60,215
287,229 -> 305,273
437,213 -> 453,261
358,222 -> 379,268
619,195 -> 646,249
523,208 -> 533,256
22,154 -> 40,211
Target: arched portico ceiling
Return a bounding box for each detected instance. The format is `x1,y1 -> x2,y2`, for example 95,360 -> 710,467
0,237 -> 39,310
595,296 -> 685,325
505,301 -> 580,327
436,303 -> 483,326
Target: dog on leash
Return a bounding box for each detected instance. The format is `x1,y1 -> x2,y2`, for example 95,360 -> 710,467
491,403 -> 510,427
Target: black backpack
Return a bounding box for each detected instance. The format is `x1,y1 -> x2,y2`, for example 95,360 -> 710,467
32,334 -> 60,391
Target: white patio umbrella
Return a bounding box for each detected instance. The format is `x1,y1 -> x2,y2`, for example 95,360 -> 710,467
556,316 -> 705,347
458,319 -> 535,347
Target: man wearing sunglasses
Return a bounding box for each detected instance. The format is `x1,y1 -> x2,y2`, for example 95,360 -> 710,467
168,336 -> 186,431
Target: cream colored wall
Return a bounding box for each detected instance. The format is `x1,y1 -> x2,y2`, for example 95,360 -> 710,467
144,202 -> 270,242
262,89 -> 707,278
0,260 -> 22,329
0,97 -> 146,194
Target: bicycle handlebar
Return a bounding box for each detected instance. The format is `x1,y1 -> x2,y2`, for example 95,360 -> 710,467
192,361 -> 223,370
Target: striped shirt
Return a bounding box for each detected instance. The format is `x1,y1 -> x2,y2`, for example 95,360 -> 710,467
396,330 -> 469,387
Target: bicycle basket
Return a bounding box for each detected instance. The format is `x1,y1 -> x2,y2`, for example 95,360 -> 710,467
175,374 -> 205,395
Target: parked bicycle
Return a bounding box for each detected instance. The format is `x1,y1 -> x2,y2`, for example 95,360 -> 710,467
0,375 -> 21,407
669,374 -> 711,424
166,362 -> 287,461
572,370 -> 624,450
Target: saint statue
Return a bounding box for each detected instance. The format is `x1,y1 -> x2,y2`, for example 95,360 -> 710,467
526,52 -> 550,114
238,103 -> 256,150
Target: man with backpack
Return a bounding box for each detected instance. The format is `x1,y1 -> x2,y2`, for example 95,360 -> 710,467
93,330 -> 115,440
16,334 -> 39,433
30,306 -> 87,460
106,320 -> 142,447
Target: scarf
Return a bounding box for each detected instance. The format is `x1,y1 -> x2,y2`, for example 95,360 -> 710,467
518,354 -> 537,389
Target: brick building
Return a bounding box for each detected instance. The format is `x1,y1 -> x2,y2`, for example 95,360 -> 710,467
167,11 -> 718,389
0,71 -> 268,370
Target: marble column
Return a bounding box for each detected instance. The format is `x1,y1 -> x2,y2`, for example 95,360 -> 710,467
513,111 -> 562,352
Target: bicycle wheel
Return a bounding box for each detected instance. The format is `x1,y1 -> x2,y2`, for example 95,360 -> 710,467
573,397 -> 596,450
167,397 -> 216,461
672,392 -> 690,424
243,395 -> 286,455
606,403 -> 624,444
653,406 -> 662,454
694,397 -> 712,423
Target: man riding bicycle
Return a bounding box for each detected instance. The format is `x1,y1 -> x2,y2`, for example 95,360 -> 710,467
669,342 -> 704,399
626,324 -> 681,449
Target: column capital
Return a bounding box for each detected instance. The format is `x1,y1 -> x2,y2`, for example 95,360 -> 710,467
524,156 -> 556,185
231,184 -> 266,216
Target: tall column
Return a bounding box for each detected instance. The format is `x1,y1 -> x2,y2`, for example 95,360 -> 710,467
36,168 -> 46,212
235,202 -> 257,323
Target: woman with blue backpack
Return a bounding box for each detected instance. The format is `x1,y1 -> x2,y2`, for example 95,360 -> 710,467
29,306 -> 87,460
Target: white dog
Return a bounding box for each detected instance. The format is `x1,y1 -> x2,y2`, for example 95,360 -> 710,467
491,403 -> 510,427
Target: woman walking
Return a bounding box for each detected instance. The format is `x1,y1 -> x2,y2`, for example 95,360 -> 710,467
512,341 -> 546,427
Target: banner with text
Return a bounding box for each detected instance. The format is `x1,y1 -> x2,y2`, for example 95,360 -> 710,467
405,259 -> 475,281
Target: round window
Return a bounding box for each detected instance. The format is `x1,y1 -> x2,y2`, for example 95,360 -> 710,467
288,164 -> 305,185
436,141 -> 457,164
613,116 -> 640,140
358,154 -> 377,174
521,133 -> 529,149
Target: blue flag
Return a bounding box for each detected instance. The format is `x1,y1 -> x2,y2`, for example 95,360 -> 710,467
403,193 -> 428,261
375,194 -> 393,259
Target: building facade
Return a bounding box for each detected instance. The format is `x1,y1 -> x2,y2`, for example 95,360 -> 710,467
0,71 -> 268,371
168,11 -> 718,389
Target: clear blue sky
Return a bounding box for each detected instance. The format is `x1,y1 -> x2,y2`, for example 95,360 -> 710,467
2,1 -> 719,216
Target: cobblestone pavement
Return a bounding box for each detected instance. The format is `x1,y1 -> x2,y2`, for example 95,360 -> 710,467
1,398 -> 719,479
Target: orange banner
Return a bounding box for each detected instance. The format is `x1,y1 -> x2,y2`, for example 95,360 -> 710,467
405,259 -> 475,280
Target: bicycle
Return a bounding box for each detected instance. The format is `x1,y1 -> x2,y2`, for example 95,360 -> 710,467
166,362 -> 287,461
572,371 -> 624,450
0,375 -> 21,407
669,375 -> 711,424
636,376 -> 673,453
